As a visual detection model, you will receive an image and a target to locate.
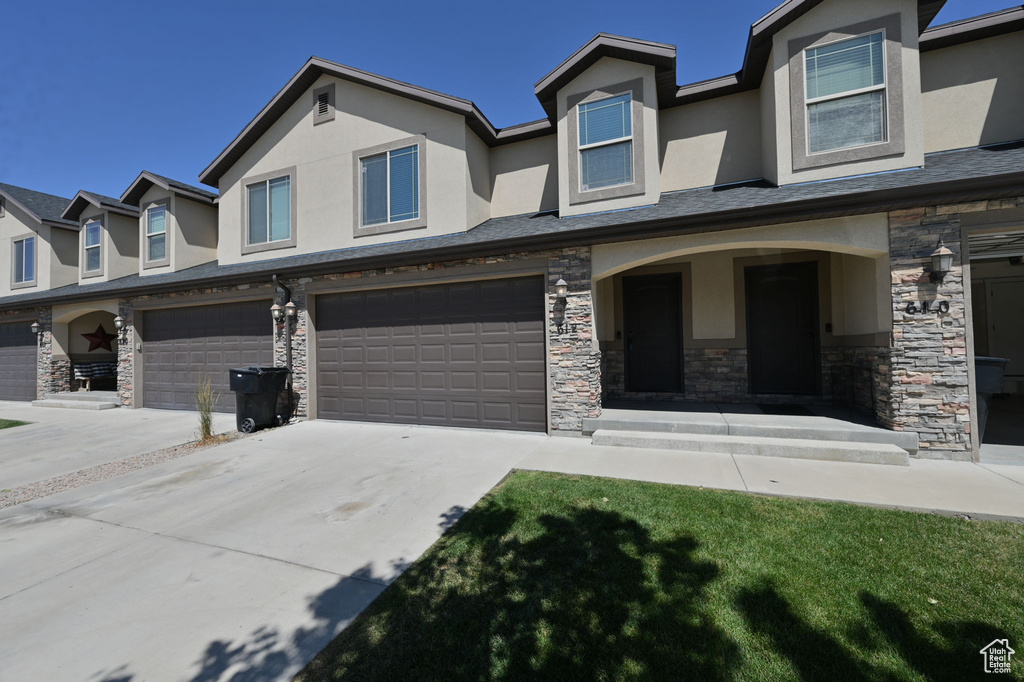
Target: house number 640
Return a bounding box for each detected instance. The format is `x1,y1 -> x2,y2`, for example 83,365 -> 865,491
906,300 -> 950,315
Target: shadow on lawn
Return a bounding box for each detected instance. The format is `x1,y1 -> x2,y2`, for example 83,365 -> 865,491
737,585 -> 1010,681
300,503 -> 741,680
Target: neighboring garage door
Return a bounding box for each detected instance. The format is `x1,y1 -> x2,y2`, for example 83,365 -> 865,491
0,321 -> 37,401
142,300 -> 273,412
316,277 -> 546,431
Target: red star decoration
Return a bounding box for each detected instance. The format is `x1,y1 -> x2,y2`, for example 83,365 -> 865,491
82,324 -> 117,352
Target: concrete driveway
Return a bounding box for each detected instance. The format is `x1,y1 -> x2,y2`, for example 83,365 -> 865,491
0,418 -> 544,682
0,400 -> 235,489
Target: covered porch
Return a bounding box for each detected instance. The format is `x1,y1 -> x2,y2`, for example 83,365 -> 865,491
590,215 -> 893,426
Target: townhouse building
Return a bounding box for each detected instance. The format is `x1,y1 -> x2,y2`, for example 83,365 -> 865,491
1,0 -> 1023,460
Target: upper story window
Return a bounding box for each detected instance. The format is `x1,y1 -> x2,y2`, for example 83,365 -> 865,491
248,176 -> 291,245
146,204 -> 167,262
84,220 -> 102,273
805,32 -> 886,154
578,93 -> 633,191
352,135 -> 427,237
361,145 -> 420,226
12,236 -> 34,285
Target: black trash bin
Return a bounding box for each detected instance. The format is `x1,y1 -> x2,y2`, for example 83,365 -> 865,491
229,366 -> 292,433
975,356 -> 1009,444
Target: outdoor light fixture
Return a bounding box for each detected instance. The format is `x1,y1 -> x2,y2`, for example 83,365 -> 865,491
551,278 -> 575,335
929,239 -> 954,283
113,316 -> 128,343
284,301 -> 297,320
270,303 -> 283,321
30,321 -> 40,336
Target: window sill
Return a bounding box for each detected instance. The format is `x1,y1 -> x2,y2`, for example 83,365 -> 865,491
794,142 -> 905,171
354,216 -> 427,238
240,237 -> 297,255
11,280 -> 37,290
81,269 -> 103,279
570,182 -> 645,206
142,258 -> 170,270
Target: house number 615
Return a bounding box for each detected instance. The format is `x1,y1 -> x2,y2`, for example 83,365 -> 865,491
906,300 -> 950,315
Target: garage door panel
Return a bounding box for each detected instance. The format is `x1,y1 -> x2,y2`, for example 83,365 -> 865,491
316,276 -> 545,431
142,300 -> 273,412
0,321 -> 37,401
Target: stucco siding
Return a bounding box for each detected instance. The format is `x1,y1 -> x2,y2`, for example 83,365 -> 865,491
660,90 -> 763,192
217,75 -> 476,266
0,202 -> 46,296
174,195 -> 218,270
490,136 -> 558,218
767,0 -> 925,185
921,31 -> 1024,153
556,57 -> 661,217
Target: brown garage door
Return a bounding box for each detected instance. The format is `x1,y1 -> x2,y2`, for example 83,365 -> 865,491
316,277 -> 546,431
142,300 -> 273,412
0,321 -> 37,401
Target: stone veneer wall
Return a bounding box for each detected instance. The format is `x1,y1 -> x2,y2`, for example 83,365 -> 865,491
883,200 -> 1023,457
117,299 -> 134,407
604,345 -> 885,413
111,247 -> 599,431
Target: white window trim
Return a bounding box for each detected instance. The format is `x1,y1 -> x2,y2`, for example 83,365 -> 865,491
803,29 -> 889,157
83,219 -> 102,275
239,167 -> 297,255
351,134 -> 428,238
145,203 -> 169,265
248,176 -> 291,244
577,92 -> 635,193
12,235 -> 35,287
359,145 -> 420,227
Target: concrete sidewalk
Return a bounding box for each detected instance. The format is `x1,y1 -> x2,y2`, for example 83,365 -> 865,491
518,437 -> 1024,521
0,400 -> 235,490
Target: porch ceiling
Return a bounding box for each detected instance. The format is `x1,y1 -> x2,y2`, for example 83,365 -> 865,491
969,230 -> 1024,260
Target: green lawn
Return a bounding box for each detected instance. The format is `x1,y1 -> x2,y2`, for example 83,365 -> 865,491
298,471 -> 1024,681
0,419 -> 28,430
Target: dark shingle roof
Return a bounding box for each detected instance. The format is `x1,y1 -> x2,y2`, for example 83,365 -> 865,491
0,182 -> 75,225
120,171 -> 218,206
3,142 -> 1024,310
62,190 -> 141,221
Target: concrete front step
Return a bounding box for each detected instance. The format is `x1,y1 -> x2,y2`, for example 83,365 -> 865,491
41,391 -> 119,403
582,410 -> 919,455
590,429 -> 910,466
32,399 -> 119,411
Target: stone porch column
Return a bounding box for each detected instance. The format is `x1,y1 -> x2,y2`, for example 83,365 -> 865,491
548,247 -> 601,432
886,207 -> 971,458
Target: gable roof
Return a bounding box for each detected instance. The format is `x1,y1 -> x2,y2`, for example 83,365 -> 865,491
0,182 -> 77,229
121,170 -> 218,206
61,190 -> 141,221
199,1 -> 961,189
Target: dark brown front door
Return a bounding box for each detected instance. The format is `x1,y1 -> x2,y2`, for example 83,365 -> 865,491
142,300 -> 274,412
0,321 -> 37,401
623,273 -> 682,393
315,277 -> 546,432
745,262 -> 820,395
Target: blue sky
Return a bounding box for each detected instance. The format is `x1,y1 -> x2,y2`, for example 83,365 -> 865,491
0,0 -> 1012,200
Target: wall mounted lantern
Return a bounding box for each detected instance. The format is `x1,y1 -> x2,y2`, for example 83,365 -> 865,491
270,303 -> 283,321
551,278 -> 575,335
113,315 -> 128,343
929,239 -> 954,283
30,321 -> 41,344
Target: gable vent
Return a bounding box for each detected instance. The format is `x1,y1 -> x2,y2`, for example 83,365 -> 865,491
317,92 -> 330,117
